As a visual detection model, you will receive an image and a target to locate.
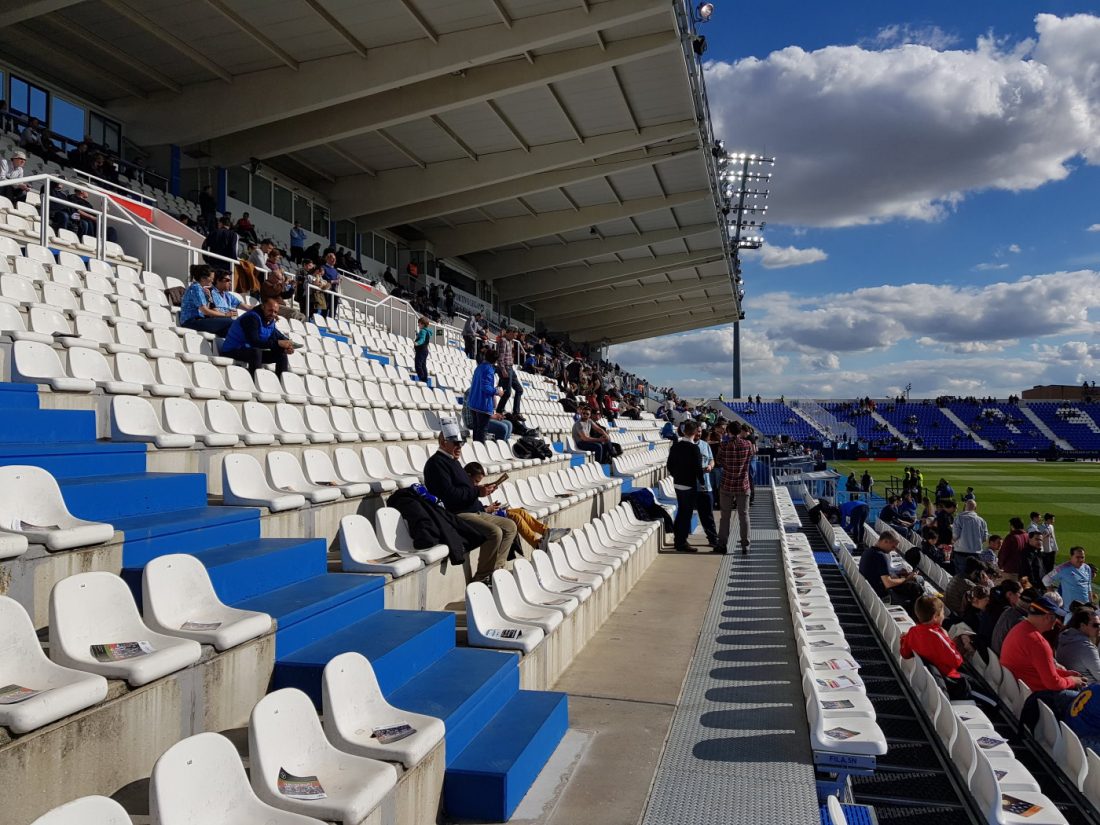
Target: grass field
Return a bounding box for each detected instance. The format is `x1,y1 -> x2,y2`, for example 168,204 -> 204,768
829,460 -> 1100,565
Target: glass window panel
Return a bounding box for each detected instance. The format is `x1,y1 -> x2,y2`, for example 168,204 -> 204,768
226,166 -> 250,202
294,194 -> 310,226
51,97 -> 84,142
312,204 -> 328,237
386,241 -> 397,269
273,184 -> 293,221
251,174 -> 272,212
29,87 -> 47,122
9,78 -> 28,116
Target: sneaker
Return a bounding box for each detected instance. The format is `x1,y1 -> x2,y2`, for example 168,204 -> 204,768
546,527 -> 571,544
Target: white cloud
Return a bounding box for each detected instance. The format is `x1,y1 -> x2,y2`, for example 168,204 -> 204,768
704,14 -> 1100,227
867,24 -> 961,51
973,262 -> 1010,271
1088,224 -> 1100,232
741,241 -> 827,269
1008,243 -> 1022,253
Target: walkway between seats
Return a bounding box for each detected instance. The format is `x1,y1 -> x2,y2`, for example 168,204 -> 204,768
639,498 -> 819,825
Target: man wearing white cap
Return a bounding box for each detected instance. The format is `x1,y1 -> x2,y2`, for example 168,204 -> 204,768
423,418 -> 517,585
0,148 -> 29,204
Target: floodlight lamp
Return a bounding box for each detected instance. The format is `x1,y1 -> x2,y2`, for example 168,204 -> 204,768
696,2 -> 715,22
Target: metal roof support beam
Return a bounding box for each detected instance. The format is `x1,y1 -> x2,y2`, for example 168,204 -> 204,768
547,84 -> 585,143
487,0 -> 512,28
206,32 -> 677,166
600,310 -> 740,344
531,269 -> 728,314
113,0 -> 671,145
327,144 -> 376,176
355,140 -> 697,230
0,0 -> 83,28
431,115 -> 478,161
497,249 -> 723,301
289,153 -> 336,183
100,0 -> 232,83
473,222 -> 716,280
14,26 -> 148,98
430,190 -> 708,258
376,129 -> 427,169
487,99 -> 530,152
45,15 -> 182,93
333,120 -> 695,221
202,0 -> 299,71
397,0 -> 439,43
301,0 -> 369,58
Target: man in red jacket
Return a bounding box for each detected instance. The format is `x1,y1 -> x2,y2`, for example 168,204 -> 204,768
1001,594 -> 1084,724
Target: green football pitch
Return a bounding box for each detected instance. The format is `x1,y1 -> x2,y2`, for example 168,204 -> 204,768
828,460 -> 1100,565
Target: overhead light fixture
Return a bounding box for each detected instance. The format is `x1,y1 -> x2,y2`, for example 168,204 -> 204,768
695,2 -> 715,22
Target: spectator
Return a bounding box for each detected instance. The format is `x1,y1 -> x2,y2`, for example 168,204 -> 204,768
1021,530 -> 1046,591
933,498 -> 956,546
465,348 -> 501,443
413,316 -> 432,383
962,486 -> 976,502
692,425 -> 721,551
993,587 -> 1035,655
250,238 -> 273,270
289,221 -> 307,262
0,148 -> 29,204
858,529 -> 922,611
956,585 -> 991,653
464,462 -> 569,550
321,251 -> 341,317
202,216 -> 239,266
1057,608 -> 1100,684
234,212 -> 258,244
716,423 -> 756,555
860,469 -> 873,493
878,495 -> 914,537
18,117 -> 45,152
667,420 -> 705,553
981,533 -> 1002,567
423,421 -> 516,586
998,517 -> 1029,580
952,499 -> 988,562
901,595 -> 970,698
495,327 -> 525,418
1044,546 -> 1095,608
0,100 -> 13,133
845,472 -> 859,500
209,270 -> 241,315
179,265 -> 236,336
839,498 -> 870,546
444,285 -> 455,318
572,405 -> 610,463
1000,595 -> 1083,723
462,312 -> 482,359
945,556 -> 990,616
1042,513 -> 1059,576
220,297 -> 295,375
199,185 -> 217,233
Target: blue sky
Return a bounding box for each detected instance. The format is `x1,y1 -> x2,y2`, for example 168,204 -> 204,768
609,3 -> 1100,400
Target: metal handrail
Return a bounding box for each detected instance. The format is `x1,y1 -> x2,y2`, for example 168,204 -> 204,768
70,169 -> 155,206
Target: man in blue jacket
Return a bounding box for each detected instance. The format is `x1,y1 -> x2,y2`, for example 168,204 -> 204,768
466,348 -> 504,442
220,297 -> 295,376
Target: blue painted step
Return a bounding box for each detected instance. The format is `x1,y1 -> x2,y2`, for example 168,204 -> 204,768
121,537 -> 329,606
233,574 -> 385,657
115,507 -> 261,567
444,690 -> 570,822
0,408 -> 97,443
0,442 -> 147,478
390,647 -> 520,765
275,609 -> 455,700
0,382 -> 40,409
61,473 -> 209,520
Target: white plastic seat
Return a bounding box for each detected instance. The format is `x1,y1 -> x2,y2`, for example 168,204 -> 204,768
206,399 -> 276,446
11,340 -> 95,392
334,447 -> 397,494
0,596 -> 108,734
223,454 -> 305,512
357,446 -> 413,489
302,449 -> 373,497
112,352 -> 181,397
392,408 -> 432,440
150,732 -> 326,825
511,557 -> 579,614
162,397 -> 239,447
465,582 -> 544,653
243,401 -> 306,445
67,347 -> 142,394
547,545 -> 604,589
970,748 -> 1067,824
279,370 -> 309,403
374,507 -> 449,564
338,514 -> 424,576
193,361 -> 249,401
50,571 -> 202,686
304,404 -> 353,443
322,652 -> 444,768
328,405 -> 369,441
266,451 -> 344,504
530,550 -> 592,602
0,465 -> 114,551
225,365 -> 260,398
250,367 -> 285,402
491,569 -> 564,633
110,396 -> 195,449
373,408 -> 408,440
249,688 -> 398,824
273,402 -> 328,444
0,301 -> 51,343
303,373 -> 331,405
142,554 -> 272,650
30,796 -> 131,825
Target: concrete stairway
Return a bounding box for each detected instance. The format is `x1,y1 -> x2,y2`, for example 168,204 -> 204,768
789,405 -> 830,439
0,381 -> 567,823
1019,405 -> 1074,450
938,407 -> 994,450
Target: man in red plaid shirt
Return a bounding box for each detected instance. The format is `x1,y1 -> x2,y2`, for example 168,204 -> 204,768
717,423 -> 757,554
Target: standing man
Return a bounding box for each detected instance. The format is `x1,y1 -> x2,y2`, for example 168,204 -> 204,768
202,216 -> 239,266
693,425 -> 721,551
289,221 -> 307,263
199,185 -> 217,234
219,297 -> 295,376
952,499 -> 989,563
321,251 -> 342,318
1044,547 -> 1095,608
1042,513 -> 1059,575
413,316 -> 432,383
667,420 -> 705,553
462,312 -> 482,359
495,327 -> 524,418
717,423 -> 757,555
423,420 -> 517,586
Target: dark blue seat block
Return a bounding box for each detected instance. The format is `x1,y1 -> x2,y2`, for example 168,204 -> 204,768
0,442 -> 147,478
61,473 -> 209,520
444,690 -> 569,822
115,507 -> 262,568
0,408 -> 97,443
233,574 -> 385,657
390,648 -> 520,765
275,609 -> 456,703
0,382 -> 40,409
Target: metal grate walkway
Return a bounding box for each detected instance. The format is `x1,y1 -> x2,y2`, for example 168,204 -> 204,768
640,498 -> 820,825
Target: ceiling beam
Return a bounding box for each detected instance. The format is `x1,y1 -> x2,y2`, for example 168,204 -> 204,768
431,115 -> 478,161
376,128 -> 427,169
547,84 -> 584,143
112,0 -> 671,145
497,249 -> 723,302
397,0 -> 439,43
429,190 -> 708,258
14,26 -> 148,98
332,120 -> 695,221
355,140 -> 697,230
202,0 -> 299,71
289,153 -> 336,183
486,0 -> 512,27
206,31 -> 677,166
487,99 -> 529,152
44,15 -> 182,93
0,0 -> 83,28
531,269 -> 728,314
327,144 -> 376,176
473,222 -> 717,280
302,0 -> 368,58
100,0 -> 232,83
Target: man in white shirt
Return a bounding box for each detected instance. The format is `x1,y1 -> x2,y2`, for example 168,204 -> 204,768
0,148 -> 29,204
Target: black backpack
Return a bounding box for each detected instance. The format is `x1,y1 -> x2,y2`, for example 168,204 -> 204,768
514,436 -> 552,460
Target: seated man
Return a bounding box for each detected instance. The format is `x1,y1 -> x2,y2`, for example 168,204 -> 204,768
179,264 -> 237,336
1000,595 -> 1084,724
465,462 -> 569,551
423,421 -> 517,586
572,404 -> 610,463
1056,608 -> 1100,684
209,270 -> 242,318
220,296 -> 294,375
0,148 -> 29,204
858,528 -> 922,612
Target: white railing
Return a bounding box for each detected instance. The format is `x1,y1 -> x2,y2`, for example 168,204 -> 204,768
792,398 -> 856,442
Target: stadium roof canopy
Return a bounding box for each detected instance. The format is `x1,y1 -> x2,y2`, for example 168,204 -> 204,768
0,0 -> 736,343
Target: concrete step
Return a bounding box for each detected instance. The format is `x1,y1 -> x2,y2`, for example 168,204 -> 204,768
61,472 -> 209,520
444,689 -> 570,821
274,609 -> 456,699
233,573 -> 385,657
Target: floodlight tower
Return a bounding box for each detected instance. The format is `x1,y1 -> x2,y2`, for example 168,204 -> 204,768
718,151 -> 775,398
